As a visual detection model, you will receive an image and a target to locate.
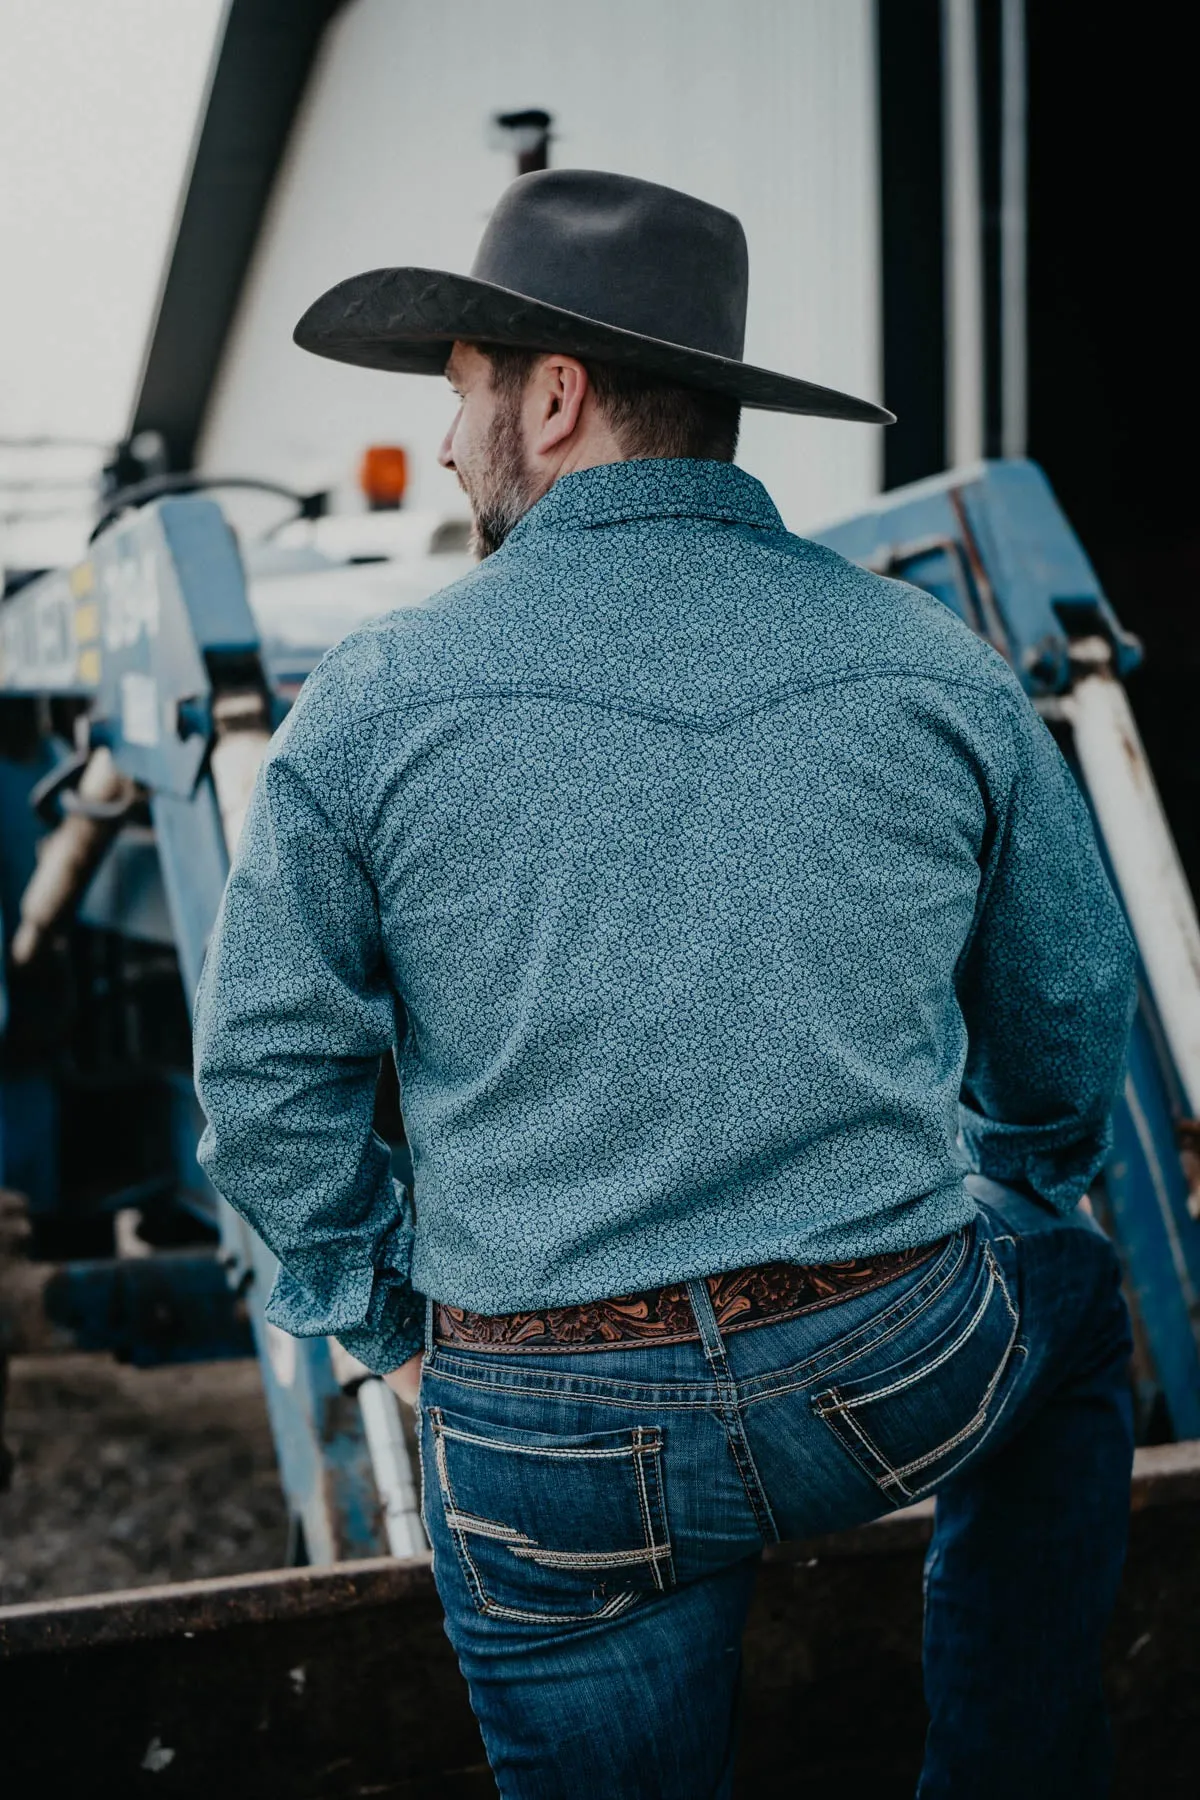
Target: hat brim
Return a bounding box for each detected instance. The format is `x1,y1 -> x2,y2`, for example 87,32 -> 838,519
293,267 -> 894,424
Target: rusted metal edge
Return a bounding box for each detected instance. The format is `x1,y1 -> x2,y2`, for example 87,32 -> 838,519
0,1554 -> 435,1657
3,1442 -> 1197,1658
1127,1438 -> 1200,1504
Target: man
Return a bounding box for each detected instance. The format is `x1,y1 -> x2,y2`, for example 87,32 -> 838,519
195,170 -> 1137,1797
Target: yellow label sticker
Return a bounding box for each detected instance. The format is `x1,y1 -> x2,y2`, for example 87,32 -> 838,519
77,646 -> 101,686
74,600 -> 100,643
69,562 -> 95,599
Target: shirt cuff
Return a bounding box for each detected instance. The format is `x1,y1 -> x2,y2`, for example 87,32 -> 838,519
264,1265 -> 425,1374
261,1182 -> 424,1374
333,1298 -> 426,1375
959,1102 -> 1113,1213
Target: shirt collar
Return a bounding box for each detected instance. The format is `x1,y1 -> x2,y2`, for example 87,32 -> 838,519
504,458 -> 785,545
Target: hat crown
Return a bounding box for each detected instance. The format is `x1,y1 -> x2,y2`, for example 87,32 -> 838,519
469,169 -> 748,361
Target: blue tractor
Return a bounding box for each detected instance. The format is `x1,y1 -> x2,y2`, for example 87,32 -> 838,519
2,459 -> 1197,1560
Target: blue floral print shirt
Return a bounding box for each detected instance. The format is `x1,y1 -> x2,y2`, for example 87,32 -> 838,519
194,459 -> 1136,1373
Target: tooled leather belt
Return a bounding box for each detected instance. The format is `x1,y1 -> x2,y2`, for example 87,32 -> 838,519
433,1238 -> 948,1354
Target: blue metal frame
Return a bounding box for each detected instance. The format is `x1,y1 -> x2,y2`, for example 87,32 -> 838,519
815,459 -> 1142,693
1,499 -> 384,1559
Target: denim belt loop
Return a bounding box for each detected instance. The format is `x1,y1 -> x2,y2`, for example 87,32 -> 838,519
684,1276 -> 733,1376
686,1276 -> 781,1542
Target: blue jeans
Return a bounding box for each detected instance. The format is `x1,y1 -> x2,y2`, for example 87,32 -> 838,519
417,1180 -> 1133,1798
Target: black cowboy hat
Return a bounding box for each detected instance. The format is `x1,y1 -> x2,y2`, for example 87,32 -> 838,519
294,169 -> 893,425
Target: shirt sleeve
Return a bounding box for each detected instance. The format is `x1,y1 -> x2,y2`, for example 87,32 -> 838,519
956,687 -> 1138,1211
193,652 -> 423,1373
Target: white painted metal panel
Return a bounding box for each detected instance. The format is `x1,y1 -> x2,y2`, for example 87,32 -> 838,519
942,0 -> 985,468
199,0 -> 881,534
1064,645 -> 1200,1122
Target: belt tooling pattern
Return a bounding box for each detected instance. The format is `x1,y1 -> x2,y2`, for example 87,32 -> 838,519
433,1240 -> 947,1353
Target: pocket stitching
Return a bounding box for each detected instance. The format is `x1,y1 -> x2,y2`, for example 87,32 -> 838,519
481,1591 -> 640,1626
834,1394 -> 917,1500
886,1257 -> 1022,1483
915,1342 -> 1027,1492
431,1415 -> 494,1617
631,1428 -> 670,1592
436,1419 -> 660,1459
811,1247 -> 1023,1502
416,1398 -> 432,1542
812,1397 -> 913,1501
824,1245 -> 1002,1412
510,1543 -> 673,1571
429,1408 -> 670,1622
442,1508 -> 536,1546
759,1228 -> 973,1400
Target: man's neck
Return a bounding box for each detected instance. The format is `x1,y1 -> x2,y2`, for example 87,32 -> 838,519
532,409 -> 630,491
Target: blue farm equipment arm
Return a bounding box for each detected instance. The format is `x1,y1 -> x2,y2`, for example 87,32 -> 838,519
1,460 -> 1197,1571
0,498 -> 420,1564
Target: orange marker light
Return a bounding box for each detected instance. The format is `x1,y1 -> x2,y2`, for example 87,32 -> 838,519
359,444 -> 408,510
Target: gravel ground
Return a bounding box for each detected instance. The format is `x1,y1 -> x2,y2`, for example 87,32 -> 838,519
0,1353 -> 288,1605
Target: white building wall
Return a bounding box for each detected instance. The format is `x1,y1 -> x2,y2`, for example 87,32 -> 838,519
200,0 -> 881,534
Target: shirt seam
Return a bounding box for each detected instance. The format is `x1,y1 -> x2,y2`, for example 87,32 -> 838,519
342,666 -> 1025,740
508,508 -> 784,538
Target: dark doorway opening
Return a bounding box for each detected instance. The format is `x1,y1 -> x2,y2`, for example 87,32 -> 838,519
1024,12 -> 1198,890
877,0 -> 946,489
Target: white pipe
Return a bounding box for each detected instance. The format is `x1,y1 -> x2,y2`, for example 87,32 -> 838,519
208,691 -> 271,861
357,1376 -> 427,1559
1063,643 -> 1200,1118
942,0 -> 985,468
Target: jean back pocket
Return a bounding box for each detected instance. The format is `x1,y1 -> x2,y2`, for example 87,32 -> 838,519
811,1241 -> 1024,1504
426,1405 -> 674,1625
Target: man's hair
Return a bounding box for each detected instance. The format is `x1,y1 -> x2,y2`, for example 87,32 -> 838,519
477,344 -> 741,463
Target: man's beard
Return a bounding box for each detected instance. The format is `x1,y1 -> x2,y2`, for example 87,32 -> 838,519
462,394 -> 543,559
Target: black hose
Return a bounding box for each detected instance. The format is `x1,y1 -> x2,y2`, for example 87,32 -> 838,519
90,475 -> 328,543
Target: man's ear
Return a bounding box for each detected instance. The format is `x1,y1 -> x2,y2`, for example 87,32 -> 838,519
527,355 -> 589,455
